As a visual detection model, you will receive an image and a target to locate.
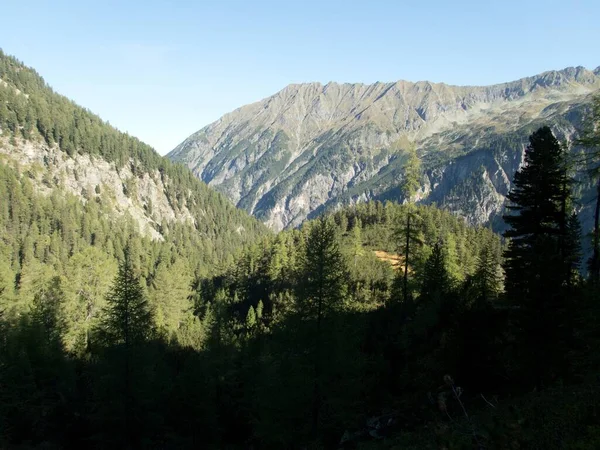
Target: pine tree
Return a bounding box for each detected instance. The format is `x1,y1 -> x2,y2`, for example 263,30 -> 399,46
564,213 -> 582,288
395,208 -> 423,303
503,126 -> 572,301
420,242 -> 449,301
94,248 -> 154,448
0,255 -> 15,312
97,248 -> 153,347
297,217 -> 347,436
256,299 -> 264,320
503,126 -> 579,386
31,276 -> 67,345
150,259 -> 193,340
351,218 -> 363,268
64,247 -> 116,353
401,144 -> 421,201
246,305 -> 256,331
472,240 -> 502,303
298,217 -> 347,320
575,95 -> 600,283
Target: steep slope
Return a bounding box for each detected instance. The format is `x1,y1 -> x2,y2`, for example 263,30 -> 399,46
169,66 -> 600,231
0,49 -> 268,267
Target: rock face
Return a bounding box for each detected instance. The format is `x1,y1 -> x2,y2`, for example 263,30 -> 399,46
0,139 -> 195,241
169,66 -> 600,231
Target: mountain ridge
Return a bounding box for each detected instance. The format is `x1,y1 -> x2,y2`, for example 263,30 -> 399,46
0,49 -> 268,267
169,65 -> 600,231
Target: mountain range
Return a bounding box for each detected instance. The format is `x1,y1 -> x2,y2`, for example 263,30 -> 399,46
0,49 -> 267,271
2,47 -> 600,450
169,66 -> 600,231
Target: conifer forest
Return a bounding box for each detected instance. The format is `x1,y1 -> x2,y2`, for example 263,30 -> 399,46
1,47 -> 600,449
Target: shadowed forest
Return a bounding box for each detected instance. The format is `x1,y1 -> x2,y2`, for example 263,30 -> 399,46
1,48 -> 600,449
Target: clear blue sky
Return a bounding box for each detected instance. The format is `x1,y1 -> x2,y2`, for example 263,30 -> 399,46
1,0 -> 598,154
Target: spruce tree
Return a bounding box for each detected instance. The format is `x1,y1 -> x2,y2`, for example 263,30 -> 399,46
503,126 -> 572,300
256,299 -> 264,320
575,95 -> 600,283
97,248 -> 153,347
245,305 -> 256,331
420,242 -> 449,301
395,207 -> 423,304
94,248 -> 154,447
351,218 -> 363,268
31,276 -> 67,346
503,126 -> 579,385
401,144 -> 421,201
297,217 -> 347,436
472,241 -> 502,303
298,217 -> 347,320
564,213 -> 583,288
150,259 -> 193,339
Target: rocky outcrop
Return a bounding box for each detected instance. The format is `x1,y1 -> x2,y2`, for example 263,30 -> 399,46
169,66 -> 600,231
0,138 -> 195,240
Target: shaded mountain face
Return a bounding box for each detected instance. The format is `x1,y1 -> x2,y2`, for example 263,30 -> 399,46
169,66 -> 600,231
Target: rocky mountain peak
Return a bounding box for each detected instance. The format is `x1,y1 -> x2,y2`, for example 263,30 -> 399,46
169,66 -> 600,231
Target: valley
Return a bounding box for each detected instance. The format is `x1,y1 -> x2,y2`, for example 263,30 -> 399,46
0,45 -> 599,449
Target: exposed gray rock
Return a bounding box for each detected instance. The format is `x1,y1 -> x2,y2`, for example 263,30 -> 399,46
0,138 -> 195,240
169,66 -> 600,232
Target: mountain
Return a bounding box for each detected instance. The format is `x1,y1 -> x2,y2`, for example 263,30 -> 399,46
169,66 -> 600,231
0,49 -> 268,274
2,48 -> 600,450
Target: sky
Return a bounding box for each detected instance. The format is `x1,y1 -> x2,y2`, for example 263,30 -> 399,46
1,0 -> 599,154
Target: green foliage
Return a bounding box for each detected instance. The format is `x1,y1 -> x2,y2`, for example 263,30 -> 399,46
31,276 -> 67,345
575,94 -> 600,281
472,238 -> 504,302
400,144 -> 422,201
420,241 -> 450,300
150,258 -> 193,339
576,94 -> 600,173
503,127 -> 574,299
0,49 -> 268,259
503,126 -> 583,388
298,217 -> 348,318
245,305 -> 256,330
1,49 -> 599,449
97,249 -> 154,347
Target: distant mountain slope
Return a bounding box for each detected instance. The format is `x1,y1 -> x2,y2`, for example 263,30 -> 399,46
0,49 -> 268,265
169,66 -> 600,231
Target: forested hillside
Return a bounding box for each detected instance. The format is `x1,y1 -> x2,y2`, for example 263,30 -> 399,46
0,49 -> 268,352
0,49 -> 266,243
1,49 -> 600,450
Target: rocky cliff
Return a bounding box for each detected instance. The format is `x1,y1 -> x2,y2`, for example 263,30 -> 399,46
0,48 -> 267,247
0,138 -> 198,241
169,66 -> 600,231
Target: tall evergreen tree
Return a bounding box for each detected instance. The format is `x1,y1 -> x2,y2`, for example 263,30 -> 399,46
94,248 -> 154,448
297,217 -> 347,437
503,126 -> 573,300
472,240 -> 503,303
503,126 -> 580,385
400,144 -> 422,201
31,276 -> 67,346
150,259 -> 193,340
97,248 -> 153,347
576,94 -> 600,283
395,208 -> 422,304
351,217 -> 363,268
564,213 -> 583,287
298,217 -> 347,320
420,242 -> 449,301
